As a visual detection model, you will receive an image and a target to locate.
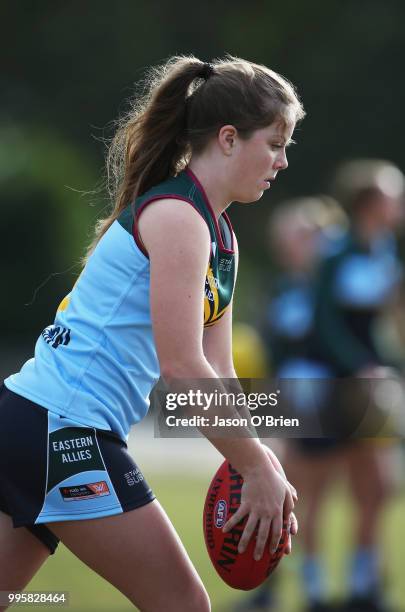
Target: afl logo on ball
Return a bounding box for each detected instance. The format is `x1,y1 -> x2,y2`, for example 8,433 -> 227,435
214,499 -> 227,528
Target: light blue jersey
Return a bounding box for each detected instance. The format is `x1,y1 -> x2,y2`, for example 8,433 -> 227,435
5,218 -> 158,442
5,169 -> 235,441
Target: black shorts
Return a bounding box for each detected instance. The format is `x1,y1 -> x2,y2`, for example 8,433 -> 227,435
292,437 -> 353,455
0,383 -> 155,555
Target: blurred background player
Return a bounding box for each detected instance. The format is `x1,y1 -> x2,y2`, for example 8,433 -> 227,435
235,196 -> 343,612
269,161 -> 404,612
311,159 -> 405,612
262,197 -> 345,383
266,197 -> 344,612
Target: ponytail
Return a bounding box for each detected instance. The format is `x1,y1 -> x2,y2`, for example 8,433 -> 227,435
83,56 -> 211,263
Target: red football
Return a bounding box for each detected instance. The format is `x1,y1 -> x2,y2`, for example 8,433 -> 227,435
203,459 -> 289,590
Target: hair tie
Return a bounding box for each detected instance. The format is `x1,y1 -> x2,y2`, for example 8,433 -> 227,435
199,62 -> 215,80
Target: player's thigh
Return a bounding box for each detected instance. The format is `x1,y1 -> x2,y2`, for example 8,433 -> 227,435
0,511 -> 50,602
47,499 -> 210,612
284,443 -> 338,503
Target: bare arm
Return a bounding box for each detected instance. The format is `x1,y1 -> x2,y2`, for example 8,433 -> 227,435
202,234 -> 298,551
139,200 -> 294,557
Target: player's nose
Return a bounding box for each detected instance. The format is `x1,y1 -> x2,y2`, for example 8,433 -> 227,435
276,150 -> 288,170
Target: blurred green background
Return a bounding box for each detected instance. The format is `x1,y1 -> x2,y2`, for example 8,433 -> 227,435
2,2 -> 405,611
2,0 -> 405,344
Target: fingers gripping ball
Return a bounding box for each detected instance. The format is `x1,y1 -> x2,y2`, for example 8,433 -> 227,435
203,459 -> 289,590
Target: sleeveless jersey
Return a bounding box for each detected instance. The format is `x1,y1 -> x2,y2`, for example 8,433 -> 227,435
314,231 -> 402,374
5,168 -> 236,441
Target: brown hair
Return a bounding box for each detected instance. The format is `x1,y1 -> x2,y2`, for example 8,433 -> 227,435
83,53 -> 305,263
332,159 -> 405,214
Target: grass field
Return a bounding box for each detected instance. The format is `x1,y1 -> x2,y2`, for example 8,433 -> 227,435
26,472 -> 405,612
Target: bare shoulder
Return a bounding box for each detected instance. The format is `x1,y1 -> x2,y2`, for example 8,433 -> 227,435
138,198 -> 209,235
138,198 -> 210,255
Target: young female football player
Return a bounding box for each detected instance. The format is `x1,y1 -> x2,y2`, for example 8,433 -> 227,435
0,54 -> 304,611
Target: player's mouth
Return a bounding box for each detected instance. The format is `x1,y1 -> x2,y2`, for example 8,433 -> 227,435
262,177 -> 275,189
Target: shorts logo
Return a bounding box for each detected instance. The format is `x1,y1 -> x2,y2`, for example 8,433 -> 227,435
42,325 -> 71,349
124,468 -> 144,486
214,499 -> 227,528
59,481 -> 110,501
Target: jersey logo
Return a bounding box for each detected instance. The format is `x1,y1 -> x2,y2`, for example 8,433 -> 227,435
41,325 -> 71,349
219,257 -> 232,272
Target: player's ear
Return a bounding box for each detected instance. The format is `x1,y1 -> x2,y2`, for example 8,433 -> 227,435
218,125 -> 237,157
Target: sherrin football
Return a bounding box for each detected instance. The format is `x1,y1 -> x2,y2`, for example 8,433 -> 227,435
203,458 -> 289,590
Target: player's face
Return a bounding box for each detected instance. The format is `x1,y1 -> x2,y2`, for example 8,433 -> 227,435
231,120 -> 295,203
360,190 -> 404,231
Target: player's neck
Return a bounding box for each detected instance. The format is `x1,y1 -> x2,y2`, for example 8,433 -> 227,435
187,158 -> 232,219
